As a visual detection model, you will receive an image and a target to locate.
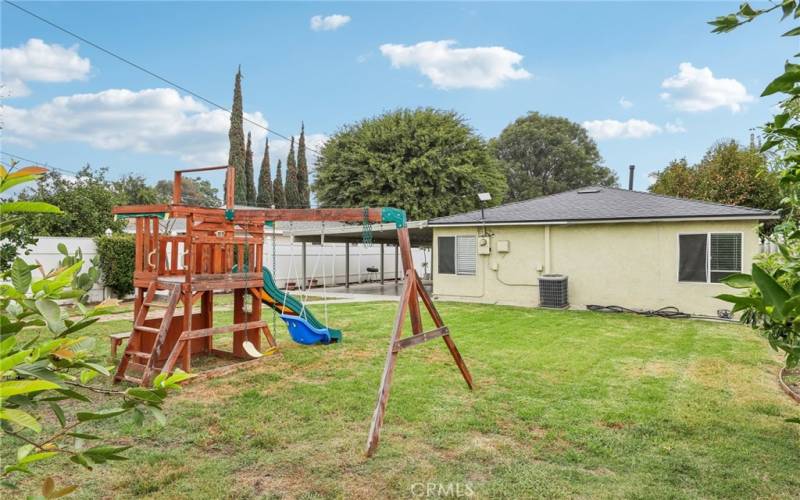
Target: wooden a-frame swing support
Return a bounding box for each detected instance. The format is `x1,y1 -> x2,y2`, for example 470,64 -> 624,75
112,164 -> 473,456
364,225 -> 474,456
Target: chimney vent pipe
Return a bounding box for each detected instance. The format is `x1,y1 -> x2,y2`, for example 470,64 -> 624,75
628,164 -> 635,191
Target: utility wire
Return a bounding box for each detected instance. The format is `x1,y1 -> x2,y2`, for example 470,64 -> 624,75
3,0 -> 322,156
0,151 -> 81,175
3,150 -> 328,209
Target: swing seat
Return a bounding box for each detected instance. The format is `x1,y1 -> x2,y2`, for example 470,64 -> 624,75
279,313 -> 341,345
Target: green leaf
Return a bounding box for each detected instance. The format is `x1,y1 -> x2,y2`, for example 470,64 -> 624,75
0,408 -> 41,432
18,451 -> 57,466
125,388 -> 164,403
762,67 -> 800,96
720,273 -> 753,289
69,453 -> 92,470
56,243 -> 68,256
34,299 -> 66,335
11,258 -> 32,294
751,264 -> 790,319
783,25 -> 800,36
0,349 -> 33,372
0,201 -> 61,215
48,402 -> 66,428
76,408 -> 128,422
0,379 -> 60,398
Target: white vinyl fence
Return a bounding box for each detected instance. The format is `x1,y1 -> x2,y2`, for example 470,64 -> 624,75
21,237 -> 430,302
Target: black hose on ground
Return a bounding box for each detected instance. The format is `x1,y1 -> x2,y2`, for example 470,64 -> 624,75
586,304 -> 691,319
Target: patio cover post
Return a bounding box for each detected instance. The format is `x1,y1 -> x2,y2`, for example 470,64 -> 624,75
394,244 -> 399,283
380,243 -> 385,284
345,242 -> 350,289
301,241 -> 307,291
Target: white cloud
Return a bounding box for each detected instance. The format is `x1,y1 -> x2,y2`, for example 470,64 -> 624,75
3,88 -> 268,165
310,14 -> 351,31
0,38 -> 91,98
665,119 -> 687,134
661,62 -> 753,113
618,96 -> 633,109
379,40 -> 531,90
582,119 -> 663,140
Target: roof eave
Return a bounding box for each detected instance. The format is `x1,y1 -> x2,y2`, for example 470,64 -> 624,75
428,214 -> 779,227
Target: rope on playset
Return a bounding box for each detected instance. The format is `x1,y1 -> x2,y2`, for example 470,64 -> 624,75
361,207 -> 373,247
271,221 -> 277,335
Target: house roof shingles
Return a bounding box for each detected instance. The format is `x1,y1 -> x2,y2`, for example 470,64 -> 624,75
428,186 -> 777,226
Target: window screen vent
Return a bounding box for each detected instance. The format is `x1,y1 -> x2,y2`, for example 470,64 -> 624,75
710,233 -> 742,283
456,236 -> 476,275
539,274 -> 568,308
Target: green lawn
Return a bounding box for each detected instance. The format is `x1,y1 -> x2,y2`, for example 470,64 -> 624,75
4,302 -> 799,498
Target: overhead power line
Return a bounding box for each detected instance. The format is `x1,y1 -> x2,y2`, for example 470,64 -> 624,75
3,0 -> 322,156
0,151 -> 81,175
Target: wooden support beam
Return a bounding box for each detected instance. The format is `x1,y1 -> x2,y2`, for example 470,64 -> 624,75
393,327 -> 449,352
262,208 -> 383,223
179,320 -> 269,340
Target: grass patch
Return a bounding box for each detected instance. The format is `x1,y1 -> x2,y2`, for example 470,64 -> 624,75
3,302 -> 798,498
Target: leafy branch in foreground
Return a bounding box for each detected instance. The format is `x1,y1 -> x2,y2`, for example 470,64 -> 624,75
0,163 -> 191,494
711,4 -> 800,407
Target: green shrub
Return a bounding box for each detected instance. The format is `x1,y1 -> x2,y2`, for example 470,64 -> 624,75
95,234 -> 136,297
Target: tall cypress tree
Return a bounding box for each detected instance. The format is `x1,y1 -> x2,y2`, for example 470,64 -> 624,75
284,136 -> 301,207
273,159 -> 286,208
256,136 -> 274,207
227,66 -> 247,204
244,132 -> 257,204
297,123 -> 310,208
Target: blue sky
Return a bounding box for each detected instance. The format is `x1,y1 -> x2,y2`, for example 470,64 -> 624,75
1,1 -> 792,192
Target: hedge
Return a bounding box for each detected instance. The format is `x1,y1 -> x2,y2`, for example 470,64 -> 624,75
95,234 -> 136,298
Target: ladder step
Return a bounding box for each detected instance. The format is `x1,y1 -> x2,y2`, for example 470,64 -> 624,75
144,294 -> 172,306
134,325 -> 160,334
119,375 -> 143,384
125,350 -> 152,359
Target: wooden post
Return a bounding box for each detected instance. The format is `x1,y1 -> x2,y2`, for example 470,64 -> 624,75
345,242 -> 350,289
380,243 -> 385,285
173,171 -> 182,205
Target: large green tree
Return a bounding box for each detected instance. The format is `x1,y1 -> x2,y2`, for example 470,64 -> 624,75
154,177 -> 221,207
113,174 -> 159,205
257,136 -> 274,207
492,112 -> 618,201
244,132 -> 256,204
650,140 -> 781,210
273,159 -> 286,208
227,67 -> 247,204
17,166 -> 127,237
314,108 -> 506,219
297,123 -> 310,208
284,137 -> 301,208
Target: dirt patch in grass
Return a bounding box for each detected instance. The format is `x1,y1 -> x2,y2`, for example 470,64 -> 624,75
622,360 -> 677,378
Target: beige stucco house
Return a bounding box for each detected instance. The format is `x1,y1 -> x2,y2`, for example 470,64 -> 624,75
428,187 -> 778,317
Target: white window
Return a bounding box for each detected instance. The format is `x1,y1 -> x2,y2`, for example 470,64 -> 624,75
456,236 -> 477,275
678,233 -> 742,283
437,235 -> 476,276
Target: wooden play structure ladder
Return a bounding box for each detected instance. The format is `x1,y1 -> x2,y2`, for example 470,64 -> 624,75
114,281 -> 181,386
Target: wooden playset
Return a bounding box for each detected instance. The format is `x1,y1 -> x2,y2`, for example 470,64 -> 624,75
112,164 -> 473,455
